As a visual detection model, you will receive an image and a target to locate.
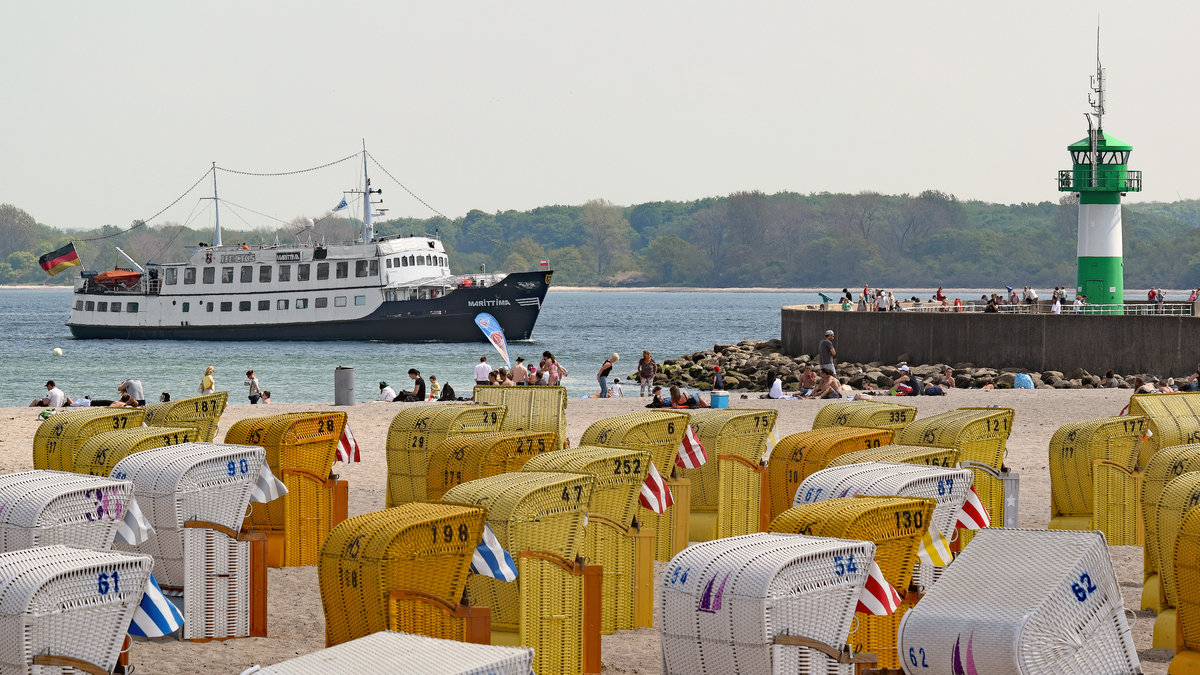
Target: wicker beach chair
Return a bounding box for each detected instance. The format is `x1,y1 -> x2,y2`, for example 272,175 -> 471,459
812,400 -> 918,431
659,532 -> 877,675
318,503 -> 487,647
226,412 -> 348,567
252,630 -> 535,675
825,443 -> 961,470
1140,443 -> 1200,612
1171,507 -> 1200,672
0,545 -> 154,674
141,391 -> 228,442
769,495 -> 935,669
73,426 -> 199,476
676,409 -> 777,542
1129,392 -> 1200,456
1151,472 -> 1200,648
1047,416 -> 1147,546
578,411 -> 690,561
896,529 -> 1140,675
0,470 -> 140,553
385,404 -> 507,506
426,431 -> 557,501
895,407 -> 1015,546
522,446 -> 654,633
109,442 -> 275,640
765,427 -> 895,524
472,385 -> 567,450
33,407 -> 147,472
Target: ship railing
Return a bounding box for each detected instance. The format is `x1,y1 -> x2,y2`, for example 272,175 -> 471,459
820,301 -> 1194,316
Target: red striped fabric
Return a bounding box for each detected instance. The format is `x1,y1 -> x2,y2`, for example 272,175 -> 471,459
855,558 -> 902,615
336,423 -> 361,463
638,461 -> 674,513
955,484 -> 991,530
674,425 -> 708,469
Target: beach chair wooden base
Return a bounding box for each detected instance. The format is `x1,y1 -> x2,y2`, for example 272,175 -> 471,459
1170,651 -> 1200,674
1049,515 -> 1093,530
689,509 -> 717,542
1145,572 -> 1164,612
250,476 -> 348,568
171,525 -> 268,641
1157,608 -> 1179,649
499,551 -> 601,675
387,589 -> 491,644
632,526 -> 655,628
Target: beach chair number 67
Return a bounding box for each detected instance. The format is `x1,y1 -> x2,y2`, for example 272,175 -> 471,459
1071,572 -> 1097,601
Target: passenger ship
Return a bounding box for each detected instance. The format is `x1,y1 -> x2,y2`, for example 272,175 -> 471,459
66,152 -> 551,342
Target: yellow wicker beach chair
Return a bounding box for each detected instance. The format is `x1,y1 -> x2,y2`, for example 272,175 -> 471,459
227,412 -> 349,567
426,431 -> 557,501
677,409 -> 777,542
1152,472 -> 1200,649
812,400 -> 918,431
516,550 -> 602,675
522,446 -> 654,633
1171,506 -> 1200,673
384,404 -> 507,506
141,392 -> 228,442
1128,392 -> 1200,469
1047,416 -> 1147,546
769,495 -> 935,670
318,502 -> 486,647
1140,444 -> 1200,612
441,472 -> 592,635
73,426 -> 198,476
825,443 -> 960,469
33,407 -> 147,472
472,385 -> 567,450
578,411 -> 690,562
765,427 -> 895,524
895,407 -> 1014,546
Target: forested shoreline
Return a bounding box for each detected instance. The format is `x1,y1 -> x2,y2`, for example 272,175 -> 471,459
4,191 -> 1200,288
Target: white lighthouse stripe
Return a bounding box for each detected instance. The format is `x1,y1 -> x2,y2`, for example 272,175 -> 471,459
1077,203 -> 1123,258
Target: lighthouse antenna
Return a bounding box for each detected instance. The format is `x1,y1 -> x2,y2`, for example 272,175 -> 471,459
1086,22 -> 1105,188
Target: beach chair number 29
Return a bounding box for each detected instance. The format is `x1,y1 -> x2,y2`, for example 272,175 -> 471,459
833,554 -> 857,576
1070,572 -> 1097,602
97,571 -> 120,595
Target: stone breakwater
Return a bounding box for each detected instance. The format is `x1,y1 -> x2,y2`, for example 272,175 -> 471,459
632,339 -> 1190,392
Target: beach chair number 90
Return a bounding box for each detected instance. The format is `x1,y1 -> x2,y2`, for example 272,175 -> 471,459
226,459 -> 250,476
97,571 -> 120,595
431,524 -> 470,543
1071,572 -> 1097,602
832,554 -> 857,576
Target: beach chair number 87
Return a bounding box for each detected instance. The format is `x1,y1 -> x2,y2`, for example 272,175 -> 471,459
1071,572 -> 1097,601
97,571 -> 120,595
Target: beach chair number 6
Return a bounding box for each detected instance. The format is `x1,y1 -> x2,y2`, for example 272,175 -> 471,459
1071,572 -> 1097,601
908,647 -> 928,667
667,422 -> 675,434
97,571 -> 119,595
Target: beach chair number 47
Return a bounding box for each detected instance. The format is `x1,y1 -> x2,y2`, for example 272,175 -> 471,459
1070,572 -> 1097,602
561,485 -> 584,502
97,571 -> 120,595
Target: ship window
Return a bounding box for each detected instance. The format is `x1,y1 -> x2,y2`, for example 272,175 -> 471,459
296,298 -> 308,309
222,267 -> 234,283
74,301 -> 83,311
393,257 -> 400,267
111,302 -> 121,312
427,255 -> 432,265
278,265 -> 291,282
298,264 -> 310,281
386,259 -> 393,268
165,268 -> 178,285
258,300 -> 270,311
334,296 -> 347,307
128,302 -> 138,313
206,302 -> 214,312
239,301 -> 251,311
315,297 -> 328,309
401,257 -> 408,267
85,301 -> 95,311
97,302 -> 108,312
417,256 -> 425,266
182,302 -> 190,313
185,268 -> 197,284
202,268 -> 215,284
408,255 -> 415,265
316,263 -> 329,280
241,266 -> 253,283
355,295 -> 366,306
260,266 -> 272,283
220,302 -> 232,312
369,259 -> 378,275
277,299 -> 288,310
356,260 -> 369,277
336,262 -> 348,279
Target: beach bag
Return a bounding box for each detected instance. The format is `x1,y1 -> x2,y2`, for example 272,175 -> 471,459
924,385 -> 944,396
1014,373 -> 1034,389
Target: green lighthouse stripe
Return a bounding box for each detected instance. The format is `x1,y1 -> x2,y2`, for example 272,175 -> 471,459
1080,191 -> 1122,205
1076,256 -> 1124,307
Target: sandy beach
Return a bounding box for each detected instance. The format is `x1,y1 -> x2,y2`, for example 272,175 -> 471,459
2,388 -> 1171,673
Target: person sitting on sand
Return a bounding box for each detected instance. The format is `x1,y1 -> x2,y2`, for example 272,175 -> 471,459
893,365 -> 924,396
1099,370 -> 1120,388
798,364 -> 818,396
395,369 -> 427,402
109,393 -> 139,408
806,370 -> 842,399
1132,377 -> 1154,394
645,385 -> 666,408
260,390 -> 271,404
610,378 -> 623,397
939,368 -> 957,389
1157,379 -> 1175,393
30,380 -> 69,407
667,385 -> 708,409
375,381 -> 397,402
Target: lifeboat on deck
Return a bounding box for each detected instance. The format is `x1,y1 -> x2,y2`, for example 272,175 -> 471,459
93,269 -> 142,287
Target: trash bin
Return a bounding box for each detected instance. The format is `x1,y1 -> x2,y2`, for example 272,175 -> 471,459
334,366 -> 355,406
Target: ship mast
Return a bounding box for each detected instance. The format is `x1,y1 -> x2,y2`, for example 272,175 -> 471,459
359,141 -> 386,243
211,161 -> 222,247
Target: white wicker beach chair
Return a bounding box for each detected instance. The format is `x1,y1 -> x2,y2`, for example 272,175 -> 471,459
0,544 -> 153,674
109,442 -> 279,640
660,532 -> 876,675
249,630 -> 535,674
0,469 -> 145,553
896,529 -> 1140,675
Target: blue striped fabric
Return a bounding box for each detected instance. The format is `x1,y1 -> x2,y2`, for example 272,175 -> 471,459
470,524 -> 518,582
128,573 -> 184,637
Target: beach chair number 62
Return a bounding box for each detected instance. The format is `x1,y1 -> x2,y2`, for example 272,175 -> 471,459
1071,572 -> 1097,602
908,647 -> 928,668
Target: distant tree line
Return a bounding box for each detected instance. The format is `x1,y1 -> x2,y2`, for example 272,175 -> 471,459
4,192 -> 1200,289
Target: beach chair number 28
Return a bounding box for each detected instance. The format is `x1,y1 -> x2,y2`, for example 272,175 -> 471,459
97,571 -> 120,595
1070,572 -> 1097,602
833,554 -> 857,576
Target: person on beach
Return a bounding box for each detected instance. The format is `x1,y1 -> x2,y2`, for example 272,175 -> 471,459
199,366 -> 215,394
118,379 -> 144,406
396,368 -> 426,402
244,370 -> 263,404
646,385 -> 666,408
637,351 -> 657,396
818,330 -> 837,375
109,393 -> 139,408
260,390 -> 272,404
500,369 -> 515,386
1181,370 -> 1200,392
596,353 -> 619,398
375,381 -> 397,402
30,380 -> 68,407
542,351 -> 567,385
610,378 -> 623,397
428,376 -> 440,400
474,356 -> 492,386
940,368 -> 957,389
69,395 -> 91,407
1100,370 -> 1120,388
712,366 -> 725,390
893,364 -> 924,396
764,371 -> 796,400
488,371 -> 499,385
1132,377 -> 1154,394
511,357 -> 528,386
526,365 -> 539,386
667,385 -> 708,409
798,364 -> 818,396
807,369 -> 842,399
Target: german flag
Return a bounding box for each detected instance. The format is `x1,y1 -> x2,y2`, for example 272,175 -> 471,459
39,242 -> 82,276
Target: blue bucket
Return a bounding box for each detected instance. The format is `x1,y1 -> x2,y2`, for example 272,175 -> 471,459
710,390 -> 729,408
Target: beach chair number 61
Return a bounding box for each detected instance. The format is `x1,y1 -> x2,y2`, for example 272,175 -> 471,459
97,571 -> 120,595
1071,572 -> 1097,601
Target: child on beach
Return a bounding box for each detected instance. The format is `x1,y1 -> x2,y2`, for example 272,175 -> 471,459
199,366 -> 215,394
610,378 -> 623,397
429,376 -> 440,400
245,370 -> 262,404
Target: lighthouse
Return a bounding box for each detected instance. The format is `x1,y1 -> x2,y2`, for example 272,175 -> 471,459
1057,41 -> 1141,313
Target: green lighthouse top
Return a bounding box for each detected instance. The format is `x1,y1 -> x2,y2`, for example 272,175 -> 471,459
1057,41 -> 1141,194
1068,131 -> 1132,153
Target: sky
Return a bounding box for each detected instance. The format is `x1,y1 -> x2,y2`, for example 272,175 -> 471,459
2,2 -> 1197,231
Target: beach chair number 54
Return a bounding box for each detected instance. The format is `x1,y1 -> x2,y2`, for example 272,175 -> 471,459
1071,572 -> 1097,602
833,554 -> 857,576
97,571 -> 120,595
